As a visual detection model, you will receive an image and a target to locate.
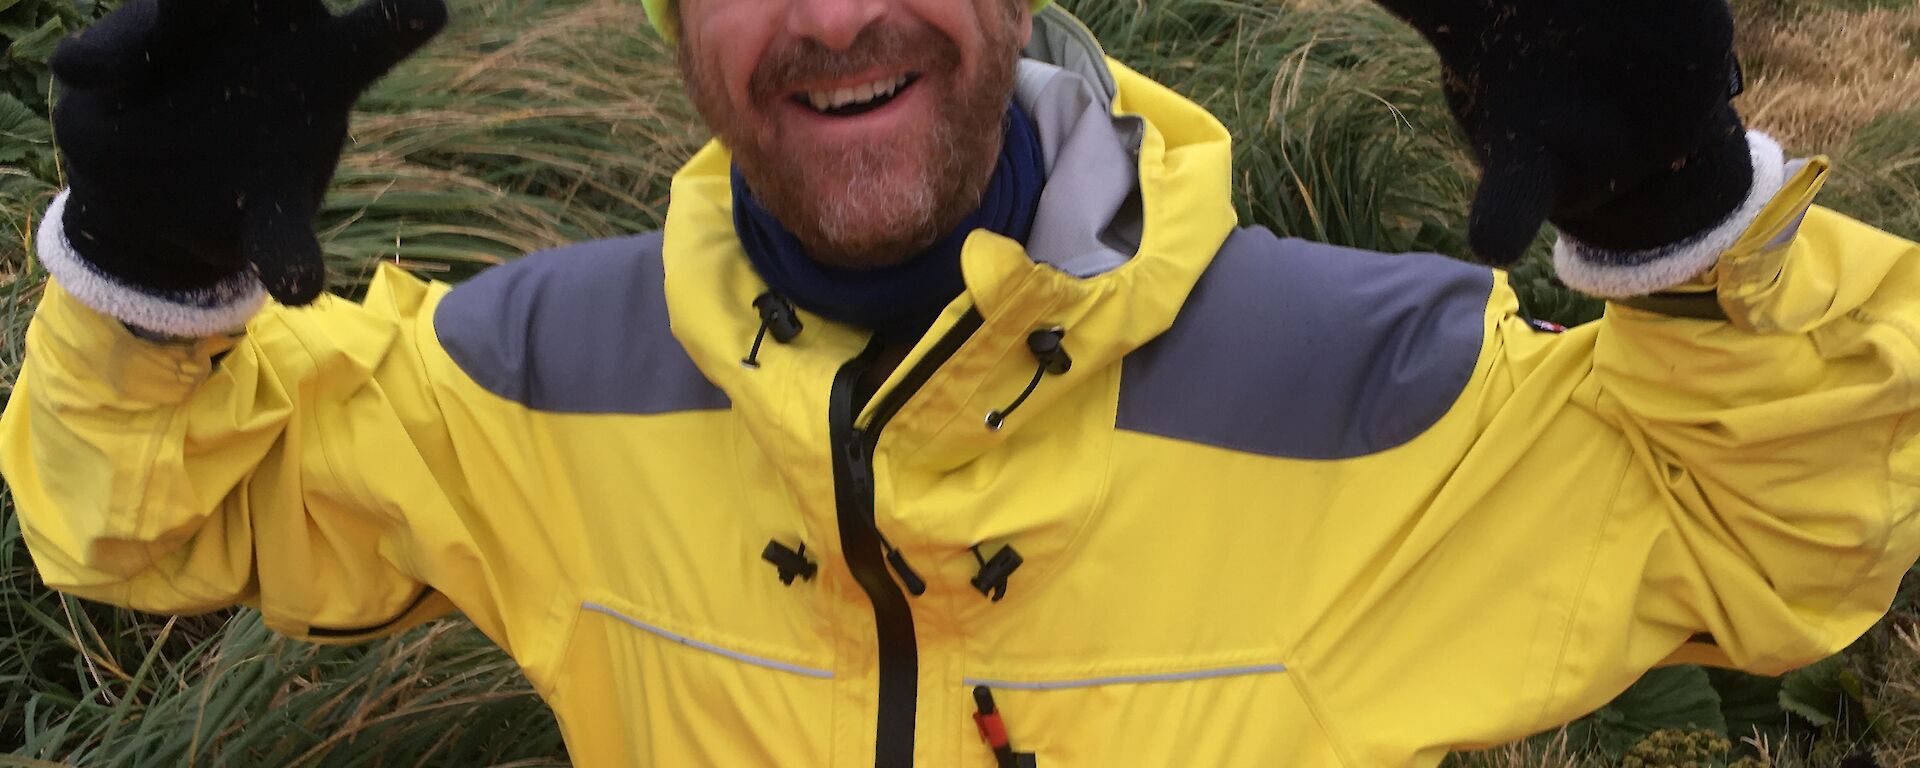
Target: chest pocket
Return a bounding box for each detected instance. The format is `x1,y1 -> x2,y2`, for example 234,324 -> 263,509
551,593 -> 835,767
955,662 -> 1348,767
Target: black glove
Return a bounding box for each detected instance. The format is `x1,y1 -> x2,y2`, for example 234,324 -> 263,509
50,0 -> 447,306
1371,0 -> 1753,265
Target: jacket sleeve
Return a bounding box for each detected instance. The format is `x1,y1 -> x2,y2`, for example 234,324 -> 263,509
0,250 -> 532,652
1294,152 -> 1920,762
1538,157 -> 1920,697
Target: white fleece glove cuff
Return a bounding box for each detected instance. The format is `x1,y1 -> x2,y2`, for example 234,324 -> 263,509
37,189 -> 267,339
1552,131 -> 1788,299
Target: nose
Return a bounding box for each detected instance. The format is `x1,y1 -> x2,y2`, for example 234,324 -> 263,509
787,0 -> 886,51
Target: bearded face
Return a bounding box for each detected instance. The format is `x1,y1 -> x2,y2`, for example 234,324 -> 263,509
677,0 -> 1028,268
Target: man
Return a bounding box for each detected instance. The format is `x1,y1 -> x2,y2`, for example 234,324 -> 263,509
4,0 -> 1917,765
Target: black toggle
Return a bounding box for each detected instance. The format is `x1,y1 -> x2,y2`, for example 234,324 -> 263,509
1026,328 -> 1073,375
970,544 -> 1024,602
761,540 -> 818,585
742,292 -> 804,368
986,328 -> 1071,430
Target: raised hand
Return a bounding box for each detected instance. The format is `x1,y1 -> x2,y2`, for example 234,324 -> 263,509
1371,0 -> 1753,265
50,0 -> 447,306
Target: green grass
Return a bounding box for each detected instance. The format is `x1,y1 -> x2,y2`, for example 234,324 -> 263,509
3,0 -> 1918,764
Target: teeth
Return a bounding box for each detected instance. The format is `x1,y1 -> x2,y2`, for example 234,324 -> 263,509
806,75 -> 909,113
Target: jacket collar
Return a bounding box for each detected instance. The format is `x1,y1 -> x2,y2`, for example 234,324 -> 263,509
661,8 -> 1237,467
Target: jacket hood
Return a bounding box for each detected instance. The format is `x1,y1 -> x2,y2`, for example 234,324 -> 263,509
660,6 -> 1238,468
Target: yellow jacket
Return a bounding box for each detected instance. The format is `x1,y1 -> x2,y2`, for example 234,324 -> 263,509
6,13 -> 1920,767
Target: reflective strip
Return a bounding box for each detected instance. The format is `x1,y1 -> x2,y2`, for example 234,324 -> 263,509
963,663 -> 1287,691
582,602 -> 834,680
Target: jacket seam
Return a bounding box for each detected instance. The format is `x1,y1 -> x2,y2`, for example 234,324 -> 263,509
138,404 -> 230,604
1287,666 -> 1357,767
1816,391 -> 1914,650
1021,362 -> 1122,604
536,591 -> 585,705
1529,432 -> 1635,732
284,307 -> 423,628
1819,311 -> 1916,643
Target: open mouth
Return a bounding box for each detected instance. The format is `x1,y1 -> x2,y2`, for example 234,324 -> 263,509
792,73 -> 921,117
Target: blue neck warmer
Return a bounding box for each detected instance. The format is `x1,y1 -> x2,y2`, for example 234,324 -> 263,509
732,100 -> 1044,341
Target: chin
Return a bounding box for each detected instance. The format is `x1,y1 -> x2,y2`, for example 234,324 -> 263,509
802,181 -> 945,265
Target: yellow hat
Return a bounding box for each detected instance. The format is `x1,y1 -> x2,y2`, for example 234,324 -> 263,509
644,1 -> 1054,43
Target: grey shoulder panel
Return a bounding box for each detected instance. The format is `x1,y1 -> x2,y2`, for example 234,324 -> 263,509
1117,228 -> 1492,459
434,232 -> 729,415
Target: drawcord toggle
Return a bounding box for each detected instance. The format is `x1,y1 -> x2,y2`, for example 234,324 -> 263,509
986,328 -> 1071,430
761,540 -> 817,585
970,544 -> 1024,602
973,686 -> 1038,768
742,292 -> 804,369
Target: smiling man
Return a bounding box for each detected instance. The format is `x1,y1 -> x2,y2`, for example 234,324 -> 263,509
676,0 -> 1026,271
6,0 -> 1920,766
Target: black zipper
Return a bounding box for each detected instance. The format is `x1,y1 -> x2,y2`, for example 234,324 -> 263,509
829,308 -> 985,768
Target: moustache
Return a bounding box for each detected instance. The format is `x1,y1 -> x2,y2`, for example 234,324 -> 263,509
749,22 -> 960,102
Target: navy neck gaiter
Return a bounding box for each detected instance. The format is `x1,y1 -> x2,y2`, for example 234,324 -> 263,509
732,100 -> 1045,341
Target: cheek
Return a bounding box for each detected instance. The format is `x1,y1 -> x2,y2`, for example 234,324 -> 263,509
689,9 -> 775,116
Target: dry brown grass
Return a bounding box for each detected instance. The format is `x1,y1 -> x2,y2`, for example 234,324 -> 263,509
1448,731 -> 1600,768
1735,3 -> 1920,149
1866,616 -> 1920,768
1282,0 -> 1920,153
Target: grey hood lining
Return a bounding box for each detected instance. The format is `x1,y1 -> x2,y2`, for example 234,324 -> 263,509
1015,10 -> 1147,278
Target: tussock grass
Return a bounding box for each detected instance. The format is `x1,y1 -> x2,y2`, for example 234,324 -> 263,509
1444,731 -> 1599,768
316,0 -> 700,291
1735,2 -> 1920,149
1862,615 -> 1920,767
1073,0 -> 1477,256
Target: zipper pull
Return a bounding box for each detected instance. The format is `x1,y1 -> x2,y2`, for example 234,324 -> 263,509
973,686 -> 1038,768
874,529 -> 928,596
886,545 -> 928,596
844,428 -> 873,499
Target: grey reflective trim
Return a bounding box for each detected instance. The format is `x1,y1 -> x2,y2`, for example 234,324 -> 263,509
1118,227 -> 1493,459
583,601 -> 834,680
435,232 -> 729,415
963,663 -> 1288,691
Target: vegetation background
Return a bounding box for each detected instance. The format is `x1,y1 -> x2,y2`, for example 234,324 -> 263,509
0,0 -> 1917,764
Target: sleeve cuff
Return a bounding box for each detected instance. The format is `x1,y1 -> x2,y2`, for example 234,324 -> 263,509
1551,131 -> 1788,299
38,189 -> 267,338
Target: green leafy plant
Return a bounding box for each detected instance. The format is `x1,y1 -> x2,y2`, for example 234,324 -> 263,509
1568,668 -> 1729,759
1620,729 -> 1766,768
0,0 -> 95,251
1,0 -> 108,115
